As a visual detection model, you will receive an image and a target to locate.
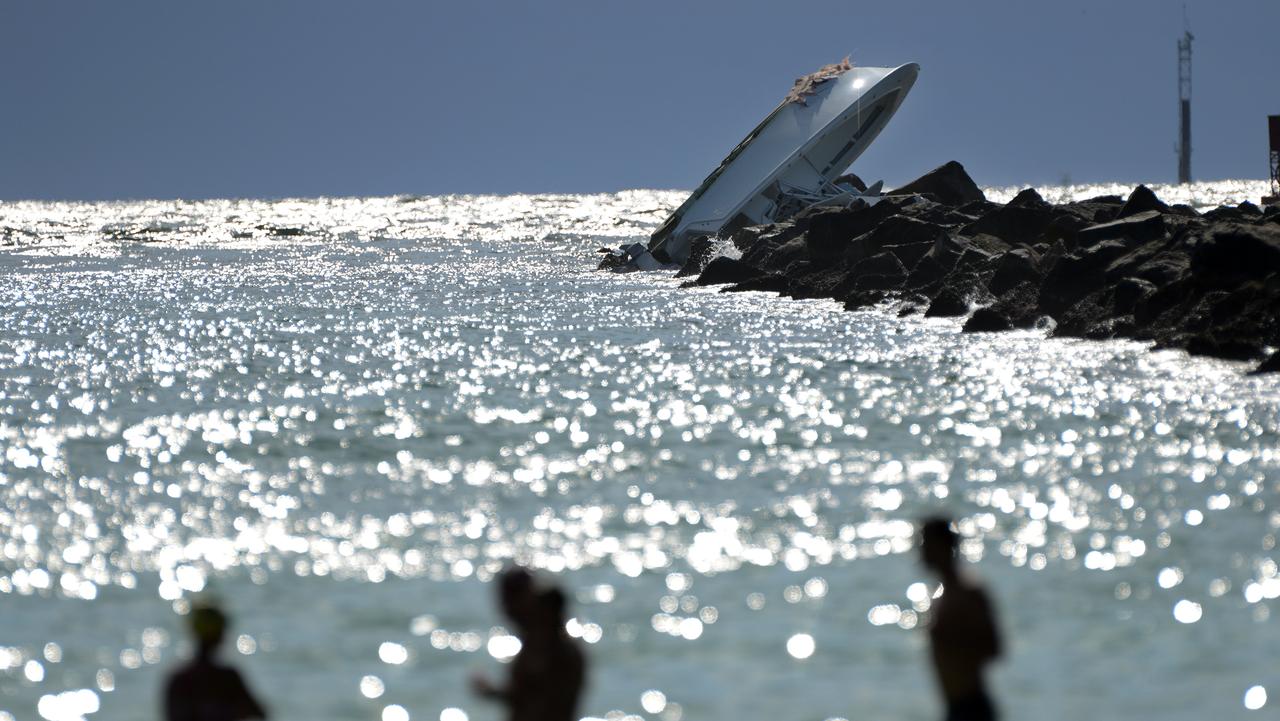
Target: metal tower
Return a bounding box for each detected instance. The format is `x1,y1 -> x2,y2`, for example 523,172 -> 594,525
1177,18 -> 1193,184
1266,116 -> 1280,205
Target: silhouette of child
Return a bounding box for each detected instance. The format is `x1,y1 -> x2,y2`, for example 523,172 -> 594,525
164,603 -> 268,721
920,517 -> 1003,721
472,567 -> 586,721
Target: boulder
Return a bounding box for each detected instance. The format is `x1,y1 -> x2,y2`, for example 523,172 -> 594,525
1112,277 -> 1158,314
1007,188 -> 1050,209
1116,185 -> 1170,219
962,307 -> 1014,332
1250,350 -> 1280,375
961,205 -> 1059,245
925,287 -> 971,317
1190,223 -> 1280,286
1184,335 -> 1267,361
694,257 -> 765,286
1076,210 -> 1167,246
675,236 -> 720,277
1203,206 -> 1247,223
986,281 -> 1043,328
724,274 -> 791,294
988,248 -> 1042,296
1038,240 -> 1134,315
846,215 -> 949,265
803,202 -> 901,257
889,161 -> 987,206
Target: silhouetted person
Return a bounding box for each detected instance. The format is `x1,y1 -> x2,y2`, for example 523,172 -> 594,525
472,567 -> 586,721
165,604 -> 268,721
920,517 -> 1002,721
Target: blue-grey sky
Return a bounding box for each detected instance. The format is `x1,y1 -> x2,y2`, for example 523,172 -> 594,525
2,0 -> 1277,200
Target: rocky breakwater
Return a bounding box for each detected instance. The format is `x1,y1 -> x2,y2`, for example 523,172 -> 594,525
630,162 -> 1280,374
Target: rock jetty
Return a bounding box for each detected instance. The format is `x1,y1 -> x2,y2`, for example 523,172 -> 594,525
610,162 -> 1280,374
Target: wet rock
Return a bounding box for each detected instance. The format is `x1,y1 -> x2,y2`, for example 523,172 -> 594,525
889,161 -> 986,206
1251,350 -> 1280,375
1184,335 -> 1267,361
924,287 -> 970,317
675,236 -> 719,277
724,274 -> 791,294
597,250 -> 635,272
694,257 -> 765,286
962,307 -> 1013,332
1116,185 -> 1170,219
987,281 -> 1042,328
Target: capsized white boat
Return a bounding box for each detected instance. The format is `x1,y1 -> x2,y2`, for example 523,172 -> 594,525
649,60 -> 920,264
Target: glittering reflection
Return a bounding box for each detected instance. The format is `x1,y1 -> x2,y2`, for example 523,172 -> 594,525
0,184 -> 1277,720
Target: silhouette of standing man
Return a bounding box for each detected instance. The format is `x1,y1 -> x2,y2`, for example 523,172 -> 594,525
472,567 -> 586,721
164,603 -> 268,721
920,517 -> 1002,721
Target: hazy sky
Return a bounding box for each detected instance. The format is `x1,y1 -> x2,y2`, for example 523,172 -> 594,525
2,0 -> 1278,200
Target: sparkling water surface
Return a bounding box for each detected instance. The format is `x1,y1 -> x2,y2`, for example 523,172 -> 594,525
1,181 -> 1278,721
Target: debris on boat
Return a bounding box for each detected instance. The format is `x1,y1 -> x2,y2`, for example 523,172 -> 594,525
602,57 -> 920,272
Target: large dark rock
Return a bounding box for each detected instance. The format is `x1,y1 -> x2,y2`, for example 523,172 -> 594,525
724,273 -> 791,294
1116,185 -> 1170,219
1076,210 -> 1168,247
1184,335 -> 1267,361
961,205 -> 1059,245
675,236 -> 720,277
1007,188 -> 1050,209
1038,240 -> 1134,315
1190,223 -> 1280,286
925,287 -> 971,317
889,161 -> 987,206
1112,276 -> 1158,314
847,215 -> 949,266
694,257 -> 765,286
962,307 -> 1013,332
835,252 -> 909,297
987,281 -> 1043,328
802,202 -> 902,257
988,248 -> 1042,296
1251,350 -> 1280,375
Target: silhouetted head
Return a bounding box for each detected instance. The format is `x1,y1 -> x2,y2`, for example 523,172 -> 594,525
498,566 -> 538,629
920,516 -> 959,575
538,586 -> 569,627
188,604 -> 228,656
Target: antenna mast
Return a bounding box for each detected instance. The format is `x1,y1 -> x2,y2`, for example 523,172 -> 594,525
1177,9 -> 1193,184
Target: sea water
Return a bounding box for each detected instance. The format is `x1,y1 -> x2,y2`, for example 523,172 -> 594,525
0,181 -> 1277,721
